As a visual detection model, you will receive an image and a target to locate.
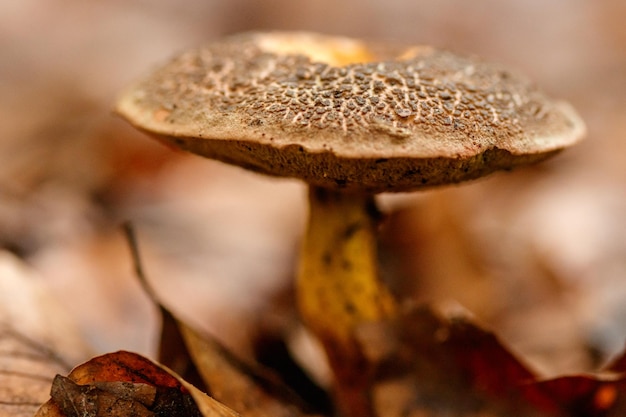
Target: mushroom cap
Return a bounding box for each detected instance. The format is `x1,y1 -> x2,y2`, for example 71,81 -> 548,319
116,31 -> 585,193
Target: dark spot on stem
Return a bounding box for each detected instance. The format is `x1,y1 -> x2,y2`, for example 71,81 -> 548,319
345,302 -> 356,315
343,222 -> 362,239
322,251 -> 332,266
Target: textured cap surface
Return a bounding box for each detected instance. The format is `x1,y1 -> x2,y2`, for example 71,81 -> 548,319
116,31 -> 585,192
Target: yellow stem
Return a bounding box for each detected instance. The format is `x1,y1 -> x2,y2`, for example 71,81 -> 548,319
297,186 -> 396,417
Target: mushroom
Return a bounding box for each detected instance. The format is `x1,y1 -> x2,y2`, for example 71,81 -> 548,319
115,31 -> 585,417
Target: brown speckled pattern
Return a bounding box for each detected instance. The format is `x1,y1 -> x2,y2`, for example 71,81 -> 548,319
116,32 -> 585,192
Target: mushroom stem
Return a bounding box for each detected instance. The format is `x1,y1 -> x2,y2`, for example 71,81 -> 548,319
297,186 -> 397,417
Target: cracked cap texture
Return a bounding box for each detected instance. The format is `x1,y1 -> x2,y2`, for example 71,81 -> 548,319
116,31 -> 585,192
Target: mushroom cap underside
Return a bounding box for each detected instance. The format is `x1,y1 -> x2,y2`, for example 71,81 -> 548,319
116,31 -> 585,192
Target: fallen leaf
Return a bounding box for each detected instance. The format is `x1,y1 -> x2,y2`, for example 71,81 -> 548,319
35,350 -> 238,417
358,304 -> 543,417
521,375 -> 626,417
123,223 -> 317,417
180,324 -> 314,417
356,303 -> 626,417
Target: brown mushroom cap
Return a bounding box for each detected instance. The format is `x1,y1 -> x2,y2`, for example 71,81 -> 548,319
116,31 -> 585,192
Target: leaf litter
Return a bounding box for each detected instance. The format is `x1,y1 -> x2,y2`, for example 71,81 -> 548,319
30,224 -> 626,417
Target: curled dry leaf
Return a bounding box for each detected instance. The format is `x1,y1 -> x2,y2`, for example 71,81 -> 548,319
124,223 -> 317,417
35,350 -> 238,417
153,271 -> 316,417
178,323 -> 314,417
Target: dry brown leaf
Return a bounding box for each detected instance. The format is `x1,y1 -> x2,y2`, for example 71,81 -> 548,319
357,304 -> 541,417
358,303 -> 626,417
35,350 -> 238,417
179,323 -> 313,417
124,223 -> 316,417
179,383 -> 241,417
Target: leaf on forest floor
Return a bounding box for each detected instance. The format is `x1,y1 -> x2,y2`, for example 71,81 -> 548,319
34,350 -> 238,417
124,223 -> 319,417
358,303 -> 626,417
178,323 -> 315,417
516,348 -> 626,417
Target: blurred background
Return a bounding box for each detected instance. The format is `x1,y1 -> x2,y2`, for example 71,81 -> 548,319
1,0 -> 625,378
